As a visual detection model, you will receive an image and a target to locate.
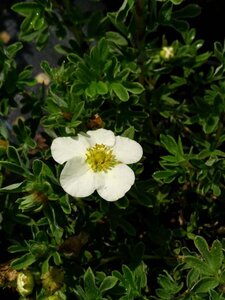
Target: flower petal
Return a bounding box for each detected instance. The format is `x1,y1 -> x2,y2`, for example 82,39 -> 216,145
51,135 -> 90,164
113,136 -> 143,164
60,157 -> 96,197
97,164 -> 135,201
87,128 -> 115,147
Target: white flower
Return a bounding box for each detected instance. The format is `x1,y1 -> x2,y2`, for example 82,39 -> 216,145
51,128 -> 143,201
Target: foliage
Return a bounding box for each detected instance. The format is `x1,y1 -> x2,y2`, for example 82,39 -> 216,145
0,0 -> 225,299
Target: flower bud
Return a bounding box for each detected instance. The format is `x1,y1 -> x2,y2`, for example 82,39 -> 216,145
160,46 -> 174,60
41,267 -> 64,294
17,270 -> 34,296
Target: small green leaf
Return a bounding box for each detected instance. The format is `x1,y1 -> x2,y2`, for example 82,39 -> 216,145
0,182 -> 25,193
59,195 -> 71,214
122,126 -> 135,139
192,277 -> 219,293
160,134 -> 178,156
170,0 -> 183,4
6,42 -> 23,58
153,170 -> 178,183
186,268 -> 200,289
106,31 -> 128,46
111,82 -> 129,101
210,240 -> 223,272
173,4 -> 201,19
194,236 -> 211,263
11,253 -> 36,270
32,159 -> 43,177
11,2 -> 43,17
95,81 -> 108,95
0,161 -> 30,177
203,116 -> 219,134
99,276 -> 118,293
84,267 -> 100,297
123,82 -> 144,94
184,256 -> 213,276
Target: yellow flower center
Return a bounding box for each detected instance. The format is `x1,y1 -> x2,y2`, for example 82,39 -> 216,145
85,144 -> 120,172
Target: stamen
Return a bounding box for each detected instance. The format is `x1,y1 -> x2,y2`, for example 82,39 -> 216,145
85,144 -> 120,172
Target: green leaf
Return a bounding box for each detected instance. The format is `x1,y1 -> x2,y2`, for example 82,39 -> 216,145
99,276 -> 118,293
173,4 -> 201,19
0,161 -> 30,177
153,170 -> 178,183
32,159 -> 43,177
184,256 -> 214,276
160,134 -> 178,156
7,146 -> 22,165
11,2 -> 43,17
0,182 -> 25,193
122,265 -> 136,289
95,81 -> 108,95
123,82 -> 144,95
11,253 -> 36,270
194,236 -> 211,264
6,42 -> 23,58
170,0 -> 183,4
83,267 -> 100,298
203,116 -> 219,134
111,82 -> 129,101
44,205 -> 63,244
192,277 -> 219,293
106,31 -> 128,46
210,240 -> 223,272
122,126 -> 135,139
59,195 -> 71,214
186,268 -> 200,289
71,101 -> 85,121
134,261 -> 147,289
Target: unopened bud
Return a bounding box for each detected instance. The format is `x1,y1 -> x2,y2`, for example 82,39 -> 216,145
17,270 -> 34,296
160,46 -> 174,60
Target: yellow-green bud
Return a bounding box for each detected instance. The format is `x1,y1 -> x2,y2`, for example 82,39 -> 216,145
17,270 -> 34,296
160,46 -> 174,60
41,267 -> 64,294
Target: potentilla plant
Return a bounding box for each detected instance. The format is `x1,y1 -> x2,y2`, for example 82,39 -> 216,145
1,0 -> 225,299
